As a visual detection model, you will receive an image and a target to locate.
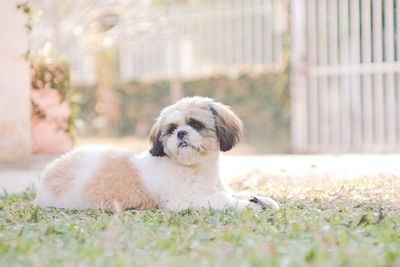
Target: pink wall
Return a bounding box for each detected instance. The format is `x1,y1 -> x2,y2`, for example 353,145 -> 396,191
31,88 -> 72,153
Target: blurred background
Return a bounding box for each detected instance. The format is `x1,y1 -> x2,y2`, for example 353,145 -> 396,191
2,0 -> 400,161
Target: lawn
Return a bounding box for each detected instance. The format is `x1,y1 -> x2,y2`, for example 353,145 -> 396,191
0,174 -> 399,267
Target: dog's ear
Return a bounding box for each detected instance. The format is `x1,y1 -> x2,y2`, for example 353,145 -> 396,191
210,102 -> 243,152
149,120 -> 166,157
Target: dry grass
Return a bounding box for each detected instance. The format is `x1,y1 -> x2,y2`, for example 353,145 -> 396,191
231,172 -> 400,215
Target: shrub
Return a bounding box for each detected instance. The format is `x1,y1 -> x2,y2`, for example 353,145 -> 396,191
183,71 -> 290,152
77,69 -> 289,153
30,59 -> 79,140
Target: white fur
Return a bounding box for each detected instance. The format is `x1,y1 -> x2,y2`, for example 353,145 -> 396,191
35,149 -> 271,211
35,146 -> 108,209
164,126 -> 204,166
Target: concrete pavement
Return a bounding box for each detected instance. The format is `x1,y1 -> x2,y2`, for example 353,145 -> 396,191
0,154 -> 56,193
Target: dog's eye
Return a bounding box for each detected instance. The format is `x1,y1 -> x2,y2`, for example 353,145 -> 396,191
166,124 -> 177,135
189,120 -> 205,131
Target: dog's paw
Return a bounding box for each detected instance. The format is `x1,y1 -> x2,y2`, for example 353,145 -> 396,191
246,201 -> 265,213
249,196 -> 280,211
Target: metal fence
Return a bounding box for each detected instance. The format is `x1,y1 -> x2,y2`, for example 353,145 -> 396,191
291,0 -> 400,153
116,0 -> 287,80
31,0 -> 400,153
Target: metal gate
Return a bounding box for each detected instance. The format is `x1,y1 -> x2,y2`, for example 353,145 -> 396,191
291,0 -> 400,152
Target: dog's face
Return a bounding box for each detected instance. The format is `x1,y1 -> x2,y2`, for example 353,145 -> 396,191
149,97 -> 243,166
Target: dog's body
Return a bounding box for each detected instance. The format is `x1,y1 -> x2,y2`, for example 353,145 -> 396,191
35,97 -> 278,212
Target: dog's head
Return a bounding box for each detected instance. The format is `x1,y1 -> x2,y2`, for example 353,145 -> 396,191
149,97 -> 243,165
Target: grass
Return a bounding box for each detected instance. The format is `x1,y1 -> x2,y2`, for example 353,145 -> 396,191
1,174 -> 399,267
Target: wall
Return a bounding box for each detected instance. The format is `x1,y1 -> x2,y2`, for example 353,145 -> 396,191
0,1 -> 31,161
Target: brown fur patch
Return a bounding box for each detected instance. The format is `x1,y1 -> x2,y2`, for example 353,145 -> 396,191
83,152 -> 159,211
211,102 -> 243,151
149,119 -> 161,145
43,151 -> 83,197
200,137 -> 219,155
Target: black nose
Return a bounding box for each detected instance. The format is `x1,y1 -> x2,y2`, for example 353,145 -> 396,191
177,130 -> 188,140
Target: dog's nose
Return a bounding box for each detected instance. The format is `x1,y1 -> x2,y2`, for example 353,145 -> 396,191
177,130 -> 188,140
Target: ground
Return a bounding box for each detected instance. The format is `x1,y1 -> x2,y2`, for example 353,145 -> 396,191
1,170 -> 399,266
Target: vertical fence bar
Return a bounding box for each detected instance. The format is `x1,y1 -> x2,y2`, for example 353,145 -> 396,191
339,0 -> 351,150
396,0 -> 400,146
244,0 -> 252,64
118,42 -> 128,81
263,0 -> 273,65
225,0 -> 233,66
397,0 -> 400,61
290,0 -> 308,152
234,0 -> 242,64
201,5 -> 208,69
192,11 -> 200,70
361,0 -> 374,148
144,42 -> 150,74
254,0 -> 263,65
211,1 -> 217,65
228,0 -> 233,66
384,0 -> 396,148
215,1 -> 221,65
143,40 -> 151,75
328,0 -> 340,149
349,0 -> 362,150
206,4 -> 213,66
140,42 -> 146,77
318,0 -> 329,150
273,0 -> 283,64
373,0 -> 385,150
155,39 -> 162,76
307,0 -> 319,150
136,44 -> 140,78
220,0 -> 227,66
131,46 -> 136,79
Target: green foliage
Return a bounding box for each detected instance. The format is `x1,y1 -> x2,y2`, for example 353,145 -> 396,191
30,59 -> 79,141
77,70 -> 289,153
116,80 -> 171,135
16,2 -> 32,32
0,188 -> 399,267
16,1 -> 33,59
31,60 -> 71,99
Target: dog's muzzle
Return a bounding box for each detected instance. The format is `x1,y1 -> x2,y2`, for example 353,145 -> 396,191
177,130 -> 188,140
178,141 -> 189,148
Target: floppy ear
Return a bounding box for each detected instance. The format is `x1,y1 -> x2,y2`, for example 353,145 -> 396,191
210,102 -> 243,152
149,120 -> 166,157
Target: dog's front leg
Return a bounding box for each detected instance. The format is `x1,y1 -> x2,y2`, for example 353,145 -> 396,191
232,192 -> 279,211
165,192 -> 265,212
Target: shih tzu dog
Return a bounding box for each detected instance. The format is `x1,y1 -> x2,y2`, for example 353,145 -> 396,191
35,96 -> 279,212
